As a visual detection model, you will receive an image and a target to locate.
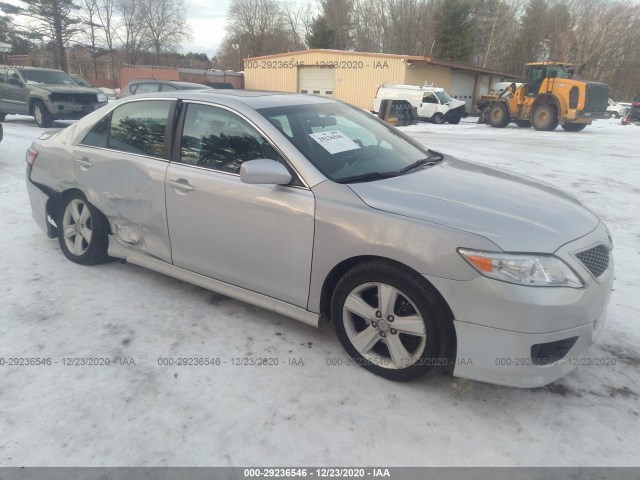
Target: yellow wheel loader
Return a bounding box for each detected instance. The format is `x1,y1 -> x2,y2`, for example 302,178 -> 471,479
488,62 -> 610,132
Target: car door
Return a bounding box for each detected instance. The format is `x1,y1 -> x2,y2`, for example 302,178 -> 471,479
73,98 -> 175,262
420,92 -> 439,118
4,69 -> 28,114
165,101 -> 315,308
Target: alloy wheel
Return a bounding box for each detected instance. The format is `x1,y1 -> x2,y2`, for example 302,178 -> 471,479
62,199 -> 93,256
342,282 -> 427,369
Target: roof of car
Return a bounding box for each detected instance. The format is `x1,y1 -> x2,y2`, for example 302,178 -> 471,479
127,89 -> 337,109
129,79 -> 212,89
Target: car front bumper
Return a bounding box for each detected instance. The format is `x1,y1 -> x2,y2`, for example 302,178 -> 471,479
426,222 -> 614,388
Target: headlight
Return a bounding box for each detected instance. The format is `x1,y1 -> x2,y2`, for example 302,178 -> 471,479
97,93 -> 108,102
458,249 -> 583,288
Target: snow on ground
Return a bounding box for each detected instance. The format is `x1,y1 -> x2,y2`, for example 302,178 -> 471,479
1,115 -> 640,467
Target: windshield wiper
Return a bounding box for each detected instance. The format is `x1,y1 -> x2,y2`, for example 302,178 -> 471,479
335,171 -> 400,184
399,152 -> 444,174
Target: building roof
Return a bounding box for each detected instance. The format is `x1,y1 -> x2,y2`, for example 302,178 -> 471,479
245,49 -> 518,78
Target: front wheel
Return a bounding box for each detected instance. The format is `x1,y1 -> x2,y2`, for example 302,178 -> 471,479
532,104 -> 559,131
57,192 -> 111,265
431,113 -> 445,124
488,102 -> 510,128
331,260 -> 450,382
561,122 -> 588,132
33,101 -> 53,128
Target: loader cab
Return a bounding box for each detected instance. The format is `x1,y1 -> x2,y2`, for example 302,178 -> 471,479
525,63 -> 571,96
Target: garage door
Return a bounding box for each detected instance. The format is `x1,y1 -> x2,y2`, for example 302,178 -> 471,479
451,73 -> 476,111
298,66 -> 335,97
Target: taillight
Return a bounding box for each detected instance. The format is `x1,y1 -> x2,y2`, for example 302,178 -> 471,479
26,147 -> 38,166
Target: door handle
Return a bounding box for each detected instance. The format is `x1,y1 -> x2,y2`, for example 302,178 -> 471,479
76,158 -> 93,168
168,179 -> 194,192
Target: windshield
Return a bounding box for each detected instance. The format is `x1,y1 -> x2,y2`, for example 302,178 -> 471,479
73,77 -> 94,88
435,91 -> 453,104
257,102 -> 438,182
20,69 -> 78,86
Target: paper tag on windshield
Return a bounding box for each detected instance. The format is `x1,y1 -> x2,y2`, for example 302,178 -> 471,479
309,131 -> 360,154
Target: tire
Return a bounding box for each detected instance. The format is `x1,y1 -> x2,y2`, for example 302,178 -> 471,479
447,116 -> 461,124
33,100 -> 53,128
57,191 -> 111,265
561,122 -> 588,132
488,102 -> 510,128
0,112 -> 5,122
331,260 -> 451,382
432,113 -> 445,124
531,104 -> 559,131
514,120 -> 532,128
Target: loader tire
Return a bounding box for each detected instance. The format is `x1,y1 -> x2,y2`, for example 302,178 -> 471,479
488,102 -> 510,128
532,105 -> 559,131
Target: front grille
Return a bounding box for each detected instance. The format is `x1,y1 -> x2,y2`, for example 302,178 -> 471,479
584,82 -> 608,113
50,93 -> 98,104
575,244 -> 610,278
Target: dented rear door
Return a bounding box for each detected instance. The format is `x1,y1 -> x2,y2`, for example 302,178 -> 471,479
73,98 -> 175,262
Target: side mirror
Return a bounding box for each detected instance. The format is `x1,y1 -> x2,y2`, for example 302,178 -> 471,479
8,77 -> 23,87
240,159 -> 292,185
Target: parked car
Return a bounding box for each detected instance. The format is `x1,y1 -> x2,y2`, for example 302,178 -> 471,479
118,79 -> 211,99
628,94 -> 640,122
373,84 -> 467,124
0,66 -> 108,127
26,90 -> 613,388
69,75 -> 116,99
607,98 -> 628,118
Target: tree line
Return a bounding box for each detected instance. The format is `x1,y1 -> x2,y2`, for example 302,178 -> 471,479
0,0 -> 191,78
217,0 -> 640,100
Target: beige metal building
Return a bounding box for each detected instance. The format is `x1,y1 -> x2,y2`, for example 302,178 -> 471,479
244,49 -> 516,113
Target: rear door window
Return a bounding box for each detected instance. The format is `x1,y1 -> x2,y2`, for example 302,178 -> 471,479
81,100 -> 172,158
134,83 -> 161,94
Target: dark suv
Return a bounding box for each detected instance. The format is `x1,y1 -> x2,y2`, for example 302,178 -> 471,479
118,79 -> 210,99
0,66 -> 108,127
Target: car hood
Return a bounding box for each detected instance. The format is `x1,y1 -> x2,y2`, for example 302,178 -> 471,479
348,157 -> 599,253
36,85 -> 101,94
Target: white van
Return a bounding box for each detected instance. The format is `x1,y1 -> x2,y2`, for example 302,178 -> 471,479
373,84 -> 467,124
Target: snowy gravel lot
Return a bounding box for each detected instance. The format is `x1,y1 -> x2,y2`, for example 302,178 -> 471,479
1,115 -> 639,467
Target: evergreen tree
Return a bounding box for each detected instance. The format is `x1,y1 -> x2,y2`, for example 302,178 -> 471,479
306,16 -> 335,49
433,0 -> 475,62
0,0 -> 82,71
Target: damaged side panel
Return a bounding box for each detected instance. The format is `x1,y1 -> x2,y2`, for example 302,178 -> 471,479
71,146 -> 172,263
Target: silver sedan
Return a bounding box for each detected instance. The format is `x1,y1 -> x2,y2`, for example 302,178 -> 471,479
25,90 -> 613,387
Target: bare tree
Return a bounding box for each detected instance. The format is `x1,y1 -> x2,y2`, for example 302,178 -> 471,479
140,0 -> 191,59
114,0 -> 148,65
283,0 -> 314,50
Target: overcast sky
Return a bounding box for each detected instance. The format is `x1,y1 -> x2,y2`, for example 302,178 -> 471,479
184,0 -> 231,56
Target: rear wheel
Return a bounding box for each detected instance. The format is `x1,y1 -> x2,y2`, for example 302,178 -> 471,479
488,102 -> 510,128
33,101 -> 53,128
561,122 -> 588,132
532,104 -> 559,131
57,192 -> 111,265
514,119 -> 532,128
331,260 -> 450,382
432,113 -> 445,124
